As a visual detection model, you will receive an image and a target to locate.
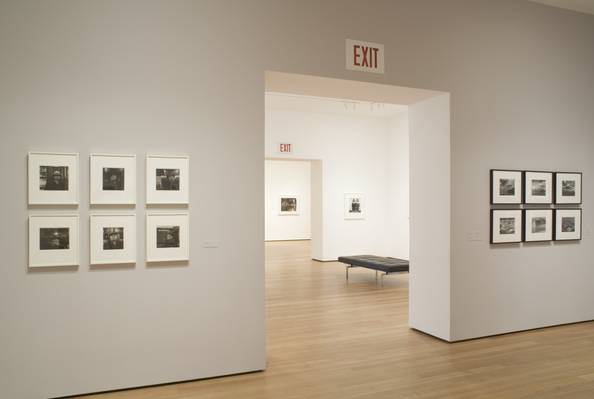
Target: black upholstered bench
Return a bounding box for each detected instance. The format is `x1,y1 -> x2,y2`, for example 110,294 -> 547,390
337,255 -> 409,286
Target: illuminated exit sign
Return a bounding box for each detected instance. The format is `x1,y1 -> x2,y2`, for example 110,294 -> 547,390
346,39 -> 384,74
278,143 -> 292,154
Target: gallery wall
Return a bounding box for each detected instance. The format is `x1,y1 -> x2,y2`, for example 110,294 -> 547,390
1,0 -> 593,397
265,159 -> 311,241
265,104 -> 407,261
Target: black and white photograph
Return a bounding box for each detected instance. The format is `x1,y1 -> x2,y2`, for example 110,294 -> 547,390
490,170 -> 522,204
40,166 -> 69,191
279,195 -> 299,215
29,152 -> 79,205
555,172 -> 582,204
146,212 -> 189,262
523,209 -> 553,242
90,214 -> 136,265
523,171 -> 553,204
29,215 -> 79,267
90,154 -> 136,205
103,227 -> 124,250
40,227 -> 70,250
156,226 -> 180,248
554,209 -> 582,241
281,197 -> 297,212
146,155 -> 189,204
156,168 -> 180,191
102,168 -> 125,191
490,209 -> 522,244
344,193 -> 365,220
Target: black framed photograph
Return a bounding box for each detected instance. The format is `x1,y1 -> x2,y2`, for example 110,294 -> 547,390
490,169 -> 522,204
554,209 -> 582,241
523,209 -> 553,242
554,172 -> 582,204
523,171 -> 553,204
490,209 -> 522,244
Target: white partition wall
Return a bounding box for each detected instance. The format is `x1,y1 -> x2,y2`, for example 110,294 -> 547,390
408,94 -> 452,341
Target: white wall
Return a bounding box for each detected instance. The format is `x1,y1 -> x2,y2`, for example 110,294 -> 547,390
408,94 -> 451,341
266,107 -> 406,261
388,113 -> 410,260
265,160 -> 311,241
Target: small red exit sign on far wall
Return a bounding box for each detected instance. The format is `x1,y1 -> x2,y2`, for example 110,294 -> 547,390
346,39 -> 384,74
278,143 -> 292,154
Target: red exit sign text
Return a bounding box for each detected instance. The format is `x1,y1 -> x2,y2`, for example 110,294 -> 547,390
278,143 -> 292,154
346,39 -> 384,74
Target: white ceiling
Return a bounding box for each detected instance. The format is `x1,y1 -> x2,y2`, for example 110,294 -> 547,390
265,92 -> 408,118
528,0 -> 594,15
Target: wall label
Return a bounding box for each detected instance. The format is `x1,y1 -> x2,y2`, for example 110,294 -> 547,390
278,143 -> 293,154
346,39 -> 384,74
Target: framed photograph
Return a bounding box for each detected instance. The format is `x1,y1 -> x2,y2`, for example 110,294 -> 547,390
555,172 -> 582,204
146,212 -> 189,262
146,155 -> 189,204
490,209 -> 522,244
523,171 -> 553,204
279,195 -> 299,216
490,169 -> 522,204
90,154 -> 136,205
523,209 -> 553,242
28,215 -> 79,267
90,214 -> 136,265
554,209 -> 582,241
28,152 -> 79,205
344,193 -> 365,220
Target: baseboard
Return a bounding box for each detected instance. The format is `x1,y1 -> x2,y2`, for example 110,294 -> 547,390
265,239 -> 311,242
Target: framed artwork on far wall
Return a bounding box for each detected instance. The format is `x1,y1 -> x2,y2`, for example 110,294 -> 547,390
28,215 -> 79,267
490,169 -> 522,204
146,155 -> 189,204
523,171 -> 553,204
146,212 -> 189,262
90,154 -> 136,205
344,193 -> 365,220
90,214 -> 137,265
279,195 -> 299,216
490,209 -> 522,244
554,172 -> 582,204
554,209 -> 582,241
523,209 -> 553,242
28,152 -> 79,205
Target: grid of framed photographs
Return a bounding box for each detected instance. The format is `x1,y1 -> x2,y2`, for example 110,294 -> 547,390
490,169 -> 582,244
27,151 -> 190,268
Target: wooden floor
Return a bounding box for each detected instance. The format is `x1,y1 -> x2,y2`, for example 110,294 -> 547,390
81,241 -> 594,399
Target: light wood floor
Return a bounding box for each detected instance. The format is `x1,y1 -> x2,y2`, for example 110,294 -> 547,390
81,240 -> 594,399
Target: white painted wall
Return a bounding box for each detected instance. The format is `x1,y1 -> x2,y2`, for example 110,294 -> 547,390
408,94 -> 451,341
265,106 -> 409,261
388,113 -> 410,260
265,160 -> 311,241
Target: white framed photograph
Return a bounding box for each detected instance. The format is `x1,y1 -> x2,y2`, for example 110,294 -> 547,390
523,171 -> 553,204
28,152 -> 79,205
490,209 -> 522,244
555,172 -> 582,204
90,154 -> 136,205
490,169 -> 522,204
279,195 -> 299,216
146,155 -> 189,204
344,193 -> 365,220
523,209 -> 553,242
146,212 -> 189,262
29,215 -> 79,267
554,209 -> 582,241
90,214 -> 136,265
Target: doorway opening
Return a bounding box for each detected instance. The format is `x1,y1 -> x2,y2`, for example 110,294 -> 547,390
264,71 -> 451,342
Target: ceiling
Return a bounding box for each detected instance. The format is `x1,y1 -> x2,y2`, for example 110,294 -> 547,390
265,92 -> 408,118
528,0 -> 594,15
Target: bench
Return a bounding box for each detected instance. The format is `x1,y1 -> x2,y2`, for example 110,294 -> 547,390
337,255 -> 409,286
